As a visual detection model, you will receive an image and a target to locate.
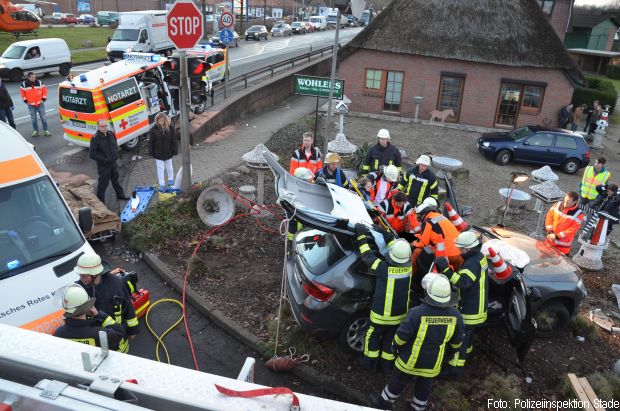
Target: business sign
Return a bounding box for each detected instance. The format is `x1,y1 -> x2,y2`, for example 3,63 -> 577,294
76,0 -> 91,13
294,75 -> 344,99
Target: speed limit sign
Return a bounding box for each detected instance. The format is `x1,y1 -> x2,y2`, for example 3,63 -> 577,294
220,11 -> 234,28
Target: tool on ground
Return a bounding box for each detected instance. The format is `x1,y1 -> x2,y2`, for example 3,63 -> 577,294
265,347 -> 310,372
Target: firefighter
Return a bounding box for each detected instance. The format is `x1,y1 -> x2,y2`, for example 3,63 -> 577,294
435,230 -> 488,378
315,152 -> 349,188
368,164 -> 400,206
355,223 -> 412,373
53,284 -> 127,351
579,156 -> 611,207
545,191 -> 584,255
377,191 -> 415,237
289,131 -> 323,175
371,274 -> 463,411
398,155 -> 438,206
361,128 -> 402,174
75,253 -> 139,353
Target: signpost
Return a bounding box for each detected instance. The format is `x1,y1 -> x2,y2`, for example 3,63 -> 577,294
167,0 -> 204,192
219,12 -> 234,99
294,75 -> 344,145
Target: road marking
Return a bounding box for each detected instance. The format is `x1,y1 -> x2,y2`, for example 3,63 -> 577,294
61,147 -> 86,156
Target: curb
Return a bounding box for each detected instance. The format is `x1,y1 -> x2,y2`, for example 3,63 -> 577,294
142,252 -> 369,406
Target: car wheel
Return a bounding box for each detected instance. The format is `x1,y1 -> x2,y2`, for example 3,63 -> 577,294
59,63 -> 70,77
245,37 -> 249,41
561,158 -> 580,174
338,311 -> 370,354
8,68 -> 22,83
121,137 -> 139,151
534,301 -> 570,336
495,149 -> 512,166
192,99 -> 207,115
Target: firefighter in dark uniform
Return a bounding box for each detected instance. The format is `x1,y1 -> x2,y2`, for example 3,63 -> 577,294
362,128 -> 402,174
398,155 -> 439,206
355,223 -> 412,373
75,253 -> 139,353
315,152 -> 349,188
53,283 -> 127,351
435,230 -> 488,378
371,274 -> 463,411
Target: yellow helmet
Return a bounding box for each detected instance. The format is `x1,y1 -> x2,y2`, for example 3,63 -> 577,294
325,152 -> 341,164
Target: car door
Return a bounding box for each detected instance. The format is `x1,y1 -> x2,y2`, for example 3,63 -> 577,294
514,132 -> 555,163
504,275 -> 536,363
24,46 -> 43,72
553,134 -> 579,165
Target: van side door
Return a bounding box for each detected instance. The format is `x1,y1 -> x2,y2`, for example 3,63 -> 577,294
24,47 -> 43,72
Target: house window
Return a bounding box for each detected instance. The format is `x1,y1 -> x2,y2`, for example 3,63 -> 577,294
384,71 -> 403,112
437,75 -> 465,122
537,0 -> 555,18
495,82 -> 546,126
365,69 -> 383,90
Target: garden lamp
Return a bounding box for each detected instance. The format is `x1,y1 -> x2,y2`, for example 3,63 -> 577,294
499,171 -> 530,227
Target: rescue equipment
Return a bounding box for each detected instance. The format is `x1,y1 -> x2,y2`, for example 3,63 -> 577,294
120,186 -> 156,223
445,202 -> 469,232
487,247 -> 512,281
264,347 -> 309,372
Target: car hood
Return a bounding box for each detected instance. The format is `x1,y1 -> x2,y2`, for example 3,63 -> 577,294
480,131 -> 514,142
479,226 -> 582,283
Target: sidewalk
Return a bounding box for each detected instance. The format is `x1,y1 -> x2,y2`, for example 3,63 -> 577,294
124,95 -> 318,193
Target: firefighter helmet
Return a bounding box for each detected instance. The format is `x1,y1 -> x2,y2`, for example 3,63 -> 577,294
389,239 -> 412,264
424,274 -> 457,307
325,152 -> 341,164
455,230 -> 480,249
384,165 -> 399,183
74,253 -> 104,276
61,283 -> 96,317
416,155 -> 432,166
293,167 -> 314,182
414,197 -> 438,215
377,128 -> 390,139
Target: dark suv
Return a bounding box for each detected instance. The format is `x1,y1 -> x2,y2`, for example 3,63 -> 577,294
477,126 -> 590,174
264,152 -> 587,361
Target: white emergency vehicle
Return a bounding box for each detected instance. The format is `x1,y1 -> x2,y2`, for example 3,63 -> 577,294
0,123 -> 95,335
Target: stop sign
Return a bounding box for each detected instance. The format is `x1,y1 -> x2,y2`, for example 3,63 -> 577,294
167,0 -> 204,50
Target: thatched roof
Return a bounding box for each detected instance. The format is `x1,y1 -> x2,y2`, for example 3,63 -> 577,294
343,0 -> 584,85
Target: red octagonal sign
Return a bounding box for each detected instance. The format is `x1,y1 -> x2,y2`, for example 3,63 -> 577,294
167,0 -> 204,50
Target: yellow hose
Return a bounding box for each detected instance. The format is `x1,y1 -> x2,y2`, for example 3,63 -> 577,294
144,298 -> 184,364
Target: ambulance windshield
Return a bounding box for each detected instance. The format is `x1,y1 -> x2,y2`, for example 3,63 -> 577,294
0,176 -> 83,280
111,29 -> 140,42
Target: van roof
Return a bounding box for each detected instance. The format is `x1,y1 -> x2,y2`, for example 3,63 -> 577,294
10,38 -> 68,47
119,10 -> 167,15
0,122 -> 46,188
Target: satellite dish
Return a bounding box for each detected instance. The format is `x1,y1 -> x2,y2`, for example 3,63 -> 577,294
196,185 -> 236,227
351,0 -> 366,19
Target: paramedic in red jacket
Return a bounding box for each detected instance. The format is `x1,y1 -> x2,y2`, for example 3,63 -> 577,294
20,72 -> 50,137
545,191 -> 584,255
289,131 -> 323,175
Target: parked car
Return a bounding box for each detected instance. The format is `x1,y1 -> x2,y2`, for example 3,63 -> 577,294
78,14 -> 95,24
290,21 -> 306,34
50,12 -> 63,22
304,22 -> 315,33
209,29 -> 240,47
245,25 -> 268,41
477,125 -> 590,174
345,15 -> 358,27
61,13 -> 78,24
96,11 -> 119,26
263,152 -> 587,358
271,23 -> 292,36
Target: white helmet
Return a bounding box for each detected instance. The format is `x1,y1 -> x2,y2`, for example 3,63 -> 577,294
74,253 -> 104,276
414,197 -> 438,215
61,283 -> 95,317
416,155 -> 432,166
389,239 -> 412,264
293,167 -> 314,182
424,274 -> 457,307
384,165 -> 399,183
455,230 -> 480,248
377,128 -> 390,139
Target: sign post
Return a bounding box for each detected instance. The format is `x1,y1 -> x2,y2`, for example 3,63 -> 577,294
220,12 -> 234,99
324,9 -> 341,155
167,0 -> 204,192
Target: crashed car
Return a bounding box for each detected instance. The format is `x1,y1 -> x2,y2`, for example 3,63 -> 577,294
263,153 -> 587,360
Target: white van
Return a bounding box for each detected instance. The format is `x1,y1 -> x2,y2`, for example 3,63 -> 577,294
0,38 -> 72,82
309,15 -> 327,31
0,122 -> 95,334
106,11 -> 174,62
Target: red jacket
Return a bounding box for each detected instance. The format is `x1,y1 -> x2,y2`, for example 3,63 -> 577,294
20,79 -> 47,106
290,146 -> 323,175
378,197 -> 415,234
545,202 -> 584,254
414,211 -> 460,257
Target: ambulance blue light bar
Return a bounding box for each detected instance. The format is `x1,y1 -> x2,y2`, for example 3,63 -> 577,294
123,52 -> 162,63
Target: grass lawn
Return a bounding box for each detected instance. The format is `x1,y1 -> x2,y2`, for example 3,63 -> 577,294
604,77 -> 620,125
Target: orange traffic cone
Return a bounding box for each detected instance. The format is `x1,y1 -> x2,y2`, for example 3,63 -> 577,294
590,217 -> 609,246
445,202 -> 468,232
487,247 -> 512,280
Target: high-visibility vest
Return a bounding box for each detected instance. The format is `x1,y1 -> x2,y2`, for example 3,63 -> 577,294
545,202 -> 584,254
289,146 -> 323,175
580,166 -> 610,200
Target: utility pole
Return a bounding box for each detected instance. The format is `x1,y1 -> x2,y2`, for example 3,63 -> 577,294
179,51 -> 192,192
323,8 -> 340,154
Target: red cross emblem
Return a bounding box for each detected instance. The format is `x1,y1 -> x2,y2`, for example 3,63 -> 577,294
119,118 -> 129,130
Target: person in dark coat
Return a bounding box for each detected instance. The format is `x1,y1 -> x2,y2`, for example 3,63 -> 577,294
361,128 -> 402,174
0,78 -> 15,128
559,104 -> 572,129
150,112 -> 178,188
594,184 -> 620,234
89,119 -> 128,204
583,99 -> 599,132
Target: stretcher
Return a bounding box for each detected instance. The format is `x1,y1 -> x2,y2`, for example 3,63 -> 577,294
121,186 -> 156,223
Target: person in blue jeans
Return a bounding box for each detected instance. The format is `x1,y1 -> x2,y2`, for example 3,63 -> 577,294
0,78 -> 15,128
20,72 -> 50,137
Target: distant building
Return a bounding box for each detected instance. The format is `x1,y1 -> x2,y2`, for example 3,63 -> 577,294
339,0 -> 584,129
565,10 -> 620,51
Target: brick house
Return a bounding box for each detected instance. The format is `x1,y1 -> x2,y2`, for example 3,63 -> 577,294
338,0 -> 584,129
538,0 -> 574,42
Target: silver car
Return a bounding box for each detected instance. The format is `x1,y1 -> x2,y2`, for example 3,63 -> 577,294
271,23 -> 292,36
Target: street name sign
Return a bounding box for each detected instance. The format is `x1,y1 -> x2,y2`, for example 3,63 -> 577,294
294,75 -> 344,99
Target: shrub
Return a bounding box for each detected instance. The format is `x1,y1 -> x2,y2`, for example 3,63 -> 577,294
607,64 -> 620,80
571,75 -> 617,114
349,142 -> 370,171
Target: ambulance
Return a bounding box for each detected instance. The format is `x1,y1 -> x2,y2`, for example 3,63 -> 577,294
0,122 -> 95,334
59,53 -> 180,151
194,43 -> 228,84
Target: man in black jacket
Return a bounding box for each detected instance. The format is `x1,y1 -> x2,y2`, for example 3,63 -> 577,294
362,129 -> 402,174
398,155 -> 439,206
594,184 -> 620,234
0,79 -> 15,128
89,119 -> 128,204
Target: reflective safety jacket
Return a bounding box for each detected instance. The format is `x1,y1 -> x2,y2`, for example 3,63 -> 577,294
440,249 -> 488,325
393,303 -> 464,377
367,171 -> 397,205
315,165 -> 349,188
53,311 -> 127,352
20,79 -> 47,106
357,229 -> 412,325
398,166 -> 438,206
580,166 -> 611,200
362,142 -> 402,174
414,211 -> 460,257
378,197 -> 415,234
289,145 -> 323,175
545,201 -> 584,254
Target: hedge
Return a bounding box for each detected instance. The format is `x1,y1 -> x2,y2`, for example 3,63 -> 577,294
607,64 -> 620,80
571,75 -> 617,113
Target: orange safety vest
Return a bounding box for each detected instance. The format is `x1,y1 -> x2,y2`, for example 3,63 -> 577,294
414,211 -> 460,257
289,146 -> 323,175
545,202 -> 584,254
580,166 -> 610,200
378,198 -> 414,234
20,79 -> 48,106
